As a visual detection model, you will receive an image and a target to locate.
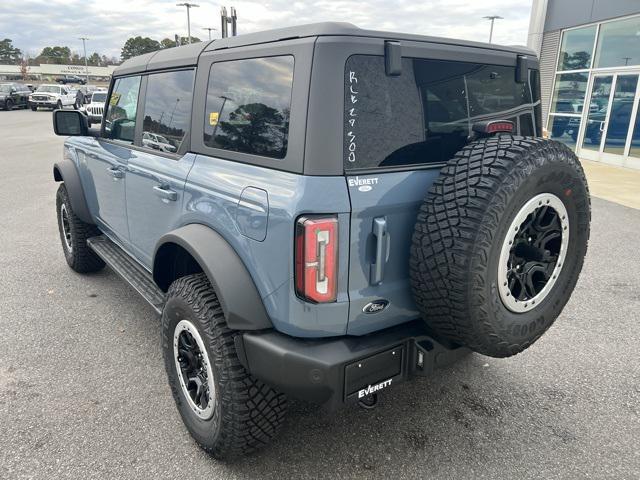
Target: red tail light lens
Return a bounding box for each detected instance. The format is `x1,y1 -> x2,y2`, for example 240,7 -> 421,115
295,216 -> 338,303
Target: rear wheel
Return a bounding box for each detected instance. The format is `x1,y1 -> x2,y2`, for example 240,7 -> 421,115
56,184 -> 105,273
162,273 -> 287,459
410,136 -> 590,358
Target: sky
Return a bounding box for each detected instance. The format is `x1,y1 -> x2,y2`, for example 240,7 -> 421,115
0,0 -> 533,60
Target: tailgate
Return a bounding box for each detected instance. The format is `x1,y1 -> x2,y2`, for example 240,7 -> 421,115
345,170 -> 439,335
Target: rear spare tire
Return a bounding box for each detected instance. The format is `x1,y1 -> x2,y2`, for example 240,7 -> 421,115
410,136 -> 590,358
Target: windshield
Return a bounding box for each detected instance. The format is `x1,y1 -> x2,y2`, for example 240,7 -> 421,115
37,85 -> 61,94
92,92 -> 107,103
0,84 -> 12,93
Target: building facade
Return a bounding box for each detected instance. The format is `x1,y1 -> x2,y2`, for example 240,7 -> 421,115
528,0 -> 640,169
0,63 -> 116,82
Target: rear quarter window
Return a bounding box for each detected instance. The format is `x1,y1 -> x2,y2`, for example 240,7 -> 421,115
344,55 -> 538,171
203,56 -> 294,159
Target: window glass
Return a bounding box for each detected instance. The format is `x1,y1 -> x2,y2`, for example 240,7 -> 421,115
91,92 -> 107,103
343,55 -> 538,170
582,75 -> 613,151
141,70 -> 194,154
204,56 -> 294,159
595,16 -> 640,68
550,73 -> 589,114
629,104 -> 640,158
104,76 -> 141,143
603,75 -> 638,155
548,115 -> 581,150
557,26 -> 596,71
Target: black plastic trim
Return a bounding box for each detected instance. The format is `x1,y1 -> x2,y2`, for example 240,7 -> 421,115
52,159 -> 93,224
153,224 -> 273,331
240,319 -> 469,410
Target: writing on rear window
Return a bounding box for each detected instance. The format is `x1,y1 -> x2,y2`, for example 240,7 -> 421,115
347,70 -> 359,163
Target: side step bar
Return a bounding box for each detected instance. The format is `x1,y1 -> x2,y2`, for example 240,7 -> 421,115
87,235 -> 165,314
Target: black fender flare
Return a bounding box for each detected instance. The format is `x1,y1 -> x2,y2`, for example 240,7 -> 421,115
53,159 -> 93,224
153,224 -> 273,331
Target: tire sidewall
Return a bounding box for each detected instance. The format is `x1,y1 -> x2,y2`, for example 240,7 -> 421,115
474,147 -> 590,350
162,295 -> 223,447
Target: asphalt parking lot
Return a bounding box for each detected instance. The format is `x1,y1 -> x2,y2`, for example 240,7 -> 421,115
1,109 -> 638,479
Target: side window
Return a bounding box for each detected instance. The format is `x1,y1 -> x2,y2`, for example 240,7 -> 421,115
104,76 -> 141,144
141,69 -> 194,154
203,56 -> 294,159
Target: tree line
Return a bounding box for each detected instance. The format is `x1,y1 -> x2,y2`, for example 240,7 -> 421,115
0,35 -> 203,67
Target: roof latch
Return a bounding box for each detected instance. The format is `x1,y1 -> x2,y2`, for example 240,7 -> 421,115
385,40 -> 402,76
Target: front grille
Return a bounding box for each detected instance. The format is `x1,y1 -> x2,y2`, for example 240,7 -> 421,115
89,106 -> 103,115
33,95 -> 49,101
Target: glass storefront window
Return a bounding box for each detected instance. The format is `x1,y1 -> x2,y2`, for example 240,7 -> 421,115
595,16 -> 640,68
548,115 -> 581,150
603,75 -> 638,154
582,75 -> 613,151
550,73 -> 589,114
630,106 -> 640,158
557,26 -> 597,71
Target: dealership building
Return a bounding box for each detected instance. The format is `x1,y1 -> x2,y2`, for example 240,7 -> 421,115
529,0 -> 640,169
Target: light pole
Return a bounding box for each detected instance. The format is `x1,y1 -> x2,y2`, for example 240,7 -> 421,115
483,15 -> 503,43
202,27 -> 217,40
176,3 -> 200,44
79,37 -> 89,84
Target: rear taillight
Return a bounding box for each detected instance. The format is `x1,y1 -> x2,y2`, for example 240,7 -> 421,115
295,216 -> 338,303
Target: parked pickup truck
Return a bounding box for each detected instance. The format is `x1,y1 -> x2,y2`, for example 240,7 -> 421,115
50,23 -> 590,460
29,84 -> 77,110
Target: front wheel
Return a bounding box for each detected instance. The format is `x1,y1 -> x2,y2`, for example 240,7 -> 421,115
162,273 -> 287,460
56,184 -> 105,273
5,99 -> 13,111
30,105 -> 37,111
56,100 -> 62,110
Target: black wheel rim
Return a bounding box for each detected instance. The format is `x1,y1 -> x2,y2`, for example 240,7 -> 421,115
60,203 -> 73,252
508,207 -> 562,300
173,320 -> 216,419
498,193 -> 569,312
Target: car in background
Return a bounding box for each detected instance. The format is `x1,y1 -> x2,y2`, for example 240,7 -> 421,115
83,90 -> 108,127
0,83 -> 31,110
142,131 -> 177,152
56,75 -> 87,85
29,84 -> 77,110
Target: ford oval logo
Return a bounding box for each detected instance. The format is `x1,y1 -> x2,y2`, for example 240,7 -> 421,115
363,300 -> 389,314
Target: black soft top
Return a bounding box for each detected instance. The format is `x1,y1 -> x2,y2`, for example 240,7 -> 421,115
113,22 -> 534,77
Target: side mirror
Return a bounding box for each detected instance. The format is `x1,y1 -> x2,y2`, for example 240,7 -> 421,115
52,109 -> 89,136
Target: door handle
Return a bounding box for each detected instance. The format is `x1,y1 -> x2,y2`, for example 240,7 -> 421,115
370,217 -> 390,285
153,185 -> 177,202
108,166 -> 124,179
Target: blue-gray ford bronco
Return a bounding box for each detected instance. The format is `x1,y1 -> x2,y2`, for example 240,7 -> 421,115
51,23 -> 591,459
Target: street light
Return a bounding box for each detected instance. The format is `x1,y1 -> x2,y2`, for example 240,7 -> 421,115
79,37 -> 89,84
483,15 -> 503,43
176,3 -> 200,44
202,27 -> 217,40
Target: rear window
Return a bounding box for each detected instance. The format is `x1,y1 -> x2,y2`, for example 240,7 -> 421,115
344,55 -> 538,171
204,56 -> 294,159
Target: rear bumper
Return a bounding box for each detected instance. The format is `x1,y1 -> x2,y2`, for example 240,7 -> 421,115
237,320 -> 468,410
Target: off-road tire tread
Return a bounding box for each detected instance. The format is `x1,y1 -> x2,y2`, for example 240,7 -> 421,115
56,184 -> 105,273
410,135 -> 590,357
164,273 -> 287,459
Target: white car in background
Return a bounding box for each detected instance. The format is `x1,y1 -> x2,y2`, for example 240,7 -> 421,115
83,90 -> 108,127
28,84 -> 77,110
142,132 -> 177,153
